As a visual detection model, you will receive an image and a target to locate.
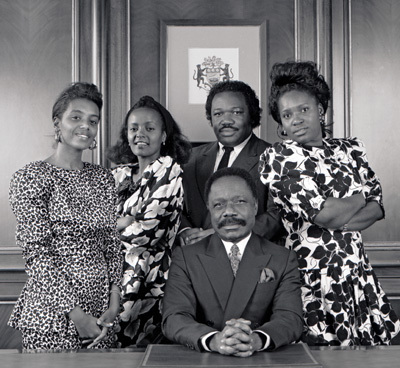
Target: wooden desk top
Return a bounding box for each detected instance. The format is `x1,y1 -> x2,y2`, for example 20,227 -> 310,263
0,345 -> 399,368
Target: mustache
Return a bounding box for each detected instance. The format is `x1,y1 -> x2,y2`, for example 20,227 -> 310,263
218,217 -> 246,228
219,123 -> 238,131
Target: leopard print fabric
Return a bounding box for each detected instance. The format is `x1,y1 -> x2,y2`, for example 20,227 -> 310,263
8,161 -> 123,350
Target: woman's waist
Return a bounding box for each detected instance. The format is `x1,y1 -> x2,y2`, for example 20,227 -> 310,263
289,241 -> 365,268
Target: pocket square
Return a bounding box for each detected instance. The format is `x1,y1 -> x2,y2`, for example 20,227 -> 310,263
259,267 -> 275,283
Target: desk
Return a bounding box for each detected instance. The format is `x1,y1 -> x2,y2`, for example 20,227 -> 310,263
0,345 -> 399,368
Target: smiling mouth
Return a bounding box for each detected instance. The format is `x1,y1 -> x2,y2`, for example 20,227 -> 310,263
77,134 -> 89,139
135,142 -> 148,146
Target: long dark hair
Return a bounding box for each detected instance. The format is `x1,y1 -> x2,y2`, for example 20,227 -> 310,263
107,96 -> 191,165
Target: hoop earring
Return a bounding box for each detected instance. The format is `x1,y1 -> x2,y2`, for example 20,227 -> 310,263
55,130 -> 62,143
89,138 -> 97,150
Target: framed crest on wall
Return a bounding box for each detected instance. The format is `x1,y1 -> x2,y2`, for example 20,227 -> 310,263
160,19 -> 267,143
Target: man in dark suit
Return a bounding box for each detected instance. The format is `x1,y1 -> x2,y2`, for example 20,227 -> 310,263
179,80 -> 282,246
162,167 -> 303,357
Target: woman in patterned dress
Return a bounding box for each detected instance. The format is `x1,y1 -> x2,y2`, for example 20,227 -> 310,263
259,61 -> 399,345
108,96 -> 191,347
8,82 -> 123,351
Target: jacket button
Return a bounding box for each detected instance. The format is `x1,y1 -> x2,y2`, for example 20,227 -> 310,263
206,320 -> 214,327
253,322 -> 260,328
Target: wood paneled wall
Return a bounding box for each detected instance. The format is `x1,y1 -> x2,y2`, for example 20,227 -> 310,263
123,0 -> 295,146
0,0 -> 73,248
349,0 -> 400,241
0,2 -> 399,245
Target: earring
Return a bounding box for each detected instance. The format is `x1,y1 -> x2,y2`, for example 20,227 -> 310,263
319,112 -> 325,126
55,130 -> 62,143
277,125 -> 287,138
89,138 -> 97,150
162,141 -> 166,146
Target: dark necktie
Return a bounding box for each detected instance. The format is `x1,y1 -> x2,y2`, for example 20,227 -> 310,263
229,243 -> 241,276
217,146 -> 234,170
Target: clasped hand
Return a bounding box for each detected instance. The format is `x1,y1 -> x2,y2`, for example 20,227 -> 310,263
69,306 -> 119,348
209,318 -> 263,357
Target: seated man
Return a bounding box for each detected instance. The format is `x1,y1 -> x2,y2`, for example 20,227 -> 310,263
162,167 -> 303,357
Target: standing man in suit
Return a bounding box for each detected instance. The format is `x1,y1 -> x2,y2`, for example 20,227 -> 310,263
162,167 -> 303,356
179,80 -> 282,246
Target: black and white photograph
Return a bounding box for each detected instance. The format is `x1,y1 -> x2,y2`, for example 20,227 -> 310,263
1,1 -> 400,367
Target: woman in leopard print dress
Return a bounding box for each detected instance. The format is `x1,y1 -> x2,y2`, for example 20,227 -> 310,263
259,61 -> 399,345
8,83 -> 123,351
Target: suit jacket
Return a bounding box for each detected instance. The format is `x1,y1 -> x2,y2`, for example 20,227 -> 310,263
181,134 -> 282,239
162,233 -> 303,351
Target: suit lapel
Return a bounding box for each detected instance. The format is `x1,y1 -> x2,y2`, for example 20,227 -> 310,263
232,134 -> 260,172
223,234 -> 271,322
196,142 -> 218,205
198,234 -> 234,311
195,143 -> 218,228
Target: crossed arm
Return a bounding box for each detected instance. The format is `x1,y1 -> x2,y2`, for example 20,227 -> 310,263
314,194 -> 383,231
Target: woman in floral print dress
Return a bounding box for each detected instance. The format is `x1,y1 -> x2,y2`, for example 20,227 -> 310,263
259,61 -> 399,345
8,83 -> 123,351
108,96 -> 191,347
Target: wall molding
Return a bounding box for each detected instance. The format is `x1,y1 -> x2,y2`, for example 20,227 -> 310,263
294,0 -> 333,132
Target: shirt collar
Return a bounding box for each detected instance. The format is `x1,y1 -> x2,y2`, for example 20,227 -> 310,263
217,133 -> 252,154
221,232 -> 252,260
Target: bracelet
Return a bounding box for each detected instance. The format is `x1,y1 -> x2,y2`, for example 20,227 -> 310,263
110,289 -> 122,298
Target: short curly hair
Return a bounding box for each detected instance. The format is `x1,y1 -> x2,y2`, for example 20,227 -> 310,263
204,166 -> 258,205
107,96 -> 191,165
269,61 -> 331,129
52,82 -> 103,121
205,80 -> 262,129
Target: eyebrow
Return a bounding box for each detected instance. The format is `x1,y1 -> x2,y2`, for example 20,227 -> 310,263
281,103 -> 309,112
213,106 -> 244,111
69,109 -> 99,118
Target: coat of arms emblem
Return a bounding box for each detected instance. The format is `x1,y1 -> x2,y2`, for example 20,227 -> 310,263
193,55 -> 234,91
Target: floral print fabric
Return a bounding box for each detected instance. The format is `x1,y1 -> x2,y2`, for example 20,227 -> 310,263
260,138 -> 399,345
8,161 -> 123,350
112,156 -> 184,347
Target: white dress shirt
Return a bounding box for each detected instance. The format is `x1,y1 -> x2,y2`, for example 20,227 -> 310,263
213,134 -> 252,172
